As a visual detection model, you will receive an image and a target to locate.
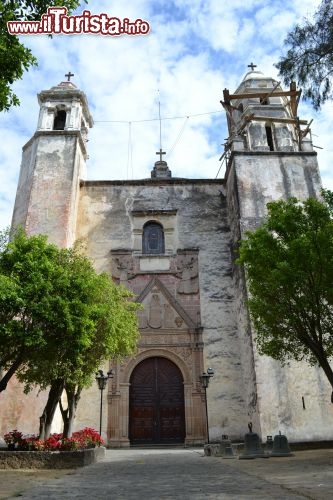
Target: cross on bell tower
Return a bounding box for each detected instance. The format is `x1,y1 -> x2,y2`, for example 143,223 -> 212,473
247,62 -> 257,71
65,71 -> 74,82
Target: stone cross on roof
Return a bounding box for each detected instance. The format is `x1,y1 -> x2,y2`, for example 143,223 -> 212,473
65,71 -> 74,82
247,63 -> 257,71
156,148 -> 166,162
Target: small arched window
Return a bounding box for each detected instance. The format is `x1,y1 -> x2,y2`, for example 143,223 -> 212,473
53,110 -> 67,130
142,221 -> 165,254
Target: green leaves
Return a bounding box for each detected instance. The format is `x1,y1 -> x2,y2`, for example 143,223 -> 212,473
0,228 -> 140,392
238,191 -> 333,378
275,0 -> 333,109
0,0 -> 86,111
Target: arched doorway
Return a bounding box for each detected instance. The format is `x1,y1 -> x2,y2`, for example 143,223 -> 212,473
129,357 -> 185,445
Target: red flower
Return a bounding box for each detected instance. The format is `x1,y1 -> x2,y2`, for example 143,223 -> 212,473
2,428 -> 103,450
3,429 -> 23,445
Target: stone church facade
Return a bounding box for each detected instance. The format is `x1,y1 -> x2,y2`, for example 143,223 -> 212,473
2,68 -> 333,446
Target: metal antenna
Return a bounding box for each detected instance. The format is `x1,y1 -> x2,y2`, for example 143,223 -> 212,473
158,89 -> 162,150
156,89 -> 166,162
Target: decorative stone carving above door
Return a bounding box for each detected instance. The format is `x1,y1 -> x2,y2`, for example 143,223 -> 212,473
137,277 -> 196,331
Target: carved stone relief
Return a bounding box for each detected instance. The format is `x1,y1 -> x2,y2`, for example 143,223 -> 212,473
138,310 -> 148,329
139,286 -> 190,331
111,253 -> 134,283
175,316 -> 183,327
174,346 -> 193,360
148,291 -> 163,328
164,303 -> 175,328
134,274 -> 198,332
177,254 -> 199,294
139,334 -> 189,345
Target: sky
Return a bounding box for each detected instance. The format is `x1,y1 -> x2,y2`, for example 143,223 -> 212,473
1,0 -> 331,229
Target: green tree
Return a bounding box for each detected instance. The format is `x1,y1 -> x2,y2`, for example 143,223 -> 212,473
275,0 -> 333,110
0,0 -> 86,112
0,228 -> 62,392
237,191 -> 333,395
19,250 -> 140,439
0,229 -> 140,437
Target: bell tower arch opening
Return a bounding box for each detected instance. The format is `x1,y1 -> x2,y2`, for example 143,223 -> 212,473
265,123 -> 274,151
53,109 -> 67,130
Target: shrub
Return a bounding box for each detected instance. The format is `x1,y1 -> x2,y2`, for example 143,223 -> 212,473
3,430 -> 23,446
59,437 -> 80,451
2,428 -> 103,451
72,428 -> 104,448
44,435 -> 61,451
19,435 -> 39,451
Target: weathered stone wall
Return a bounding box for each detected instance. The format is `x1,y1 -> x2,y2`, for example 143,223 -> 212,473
10,139 -> 36,229
225,164 -> 261,437
0,446 -> 105,469
75,179 -> 250,440
227,150 -> 333,442
233,151 -> 321,222
11,131 -> 86,247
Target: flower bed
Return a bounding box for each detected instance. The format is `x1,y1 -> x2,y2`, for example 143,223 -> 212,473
3,427 -> 103,451
0,428 -> 106,468
0,446 -> 105,469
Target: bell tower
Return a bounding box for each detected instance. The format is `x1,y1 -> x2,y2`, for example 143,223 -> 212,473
11,74 -> 93,247
223,65 -> 322,238
223,66 -> 323,438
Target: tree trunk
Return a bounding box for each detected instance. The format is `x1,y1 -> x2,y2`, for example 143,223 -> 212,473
308,341 -> 333,402
0,357 -> 22,392
39,379 -> 64,439
301,333 -> 333,400
60,385 -> 82,438
316,352 -> 333,391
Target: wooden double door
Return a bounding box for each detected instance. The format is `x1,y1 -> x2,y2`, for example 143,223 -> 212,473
129,357 -> 185,445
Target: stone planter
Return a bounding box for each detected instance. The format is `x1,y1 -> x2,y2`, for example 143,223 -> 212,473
0,446 -> 106,469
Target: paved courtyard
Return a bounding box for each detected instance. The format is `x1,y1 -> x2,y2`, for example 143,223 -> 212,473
1,447 -> 333,499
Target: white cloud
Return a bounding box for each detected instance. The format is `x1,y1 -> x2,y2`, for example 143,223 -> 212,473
0,0 -> 331,229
